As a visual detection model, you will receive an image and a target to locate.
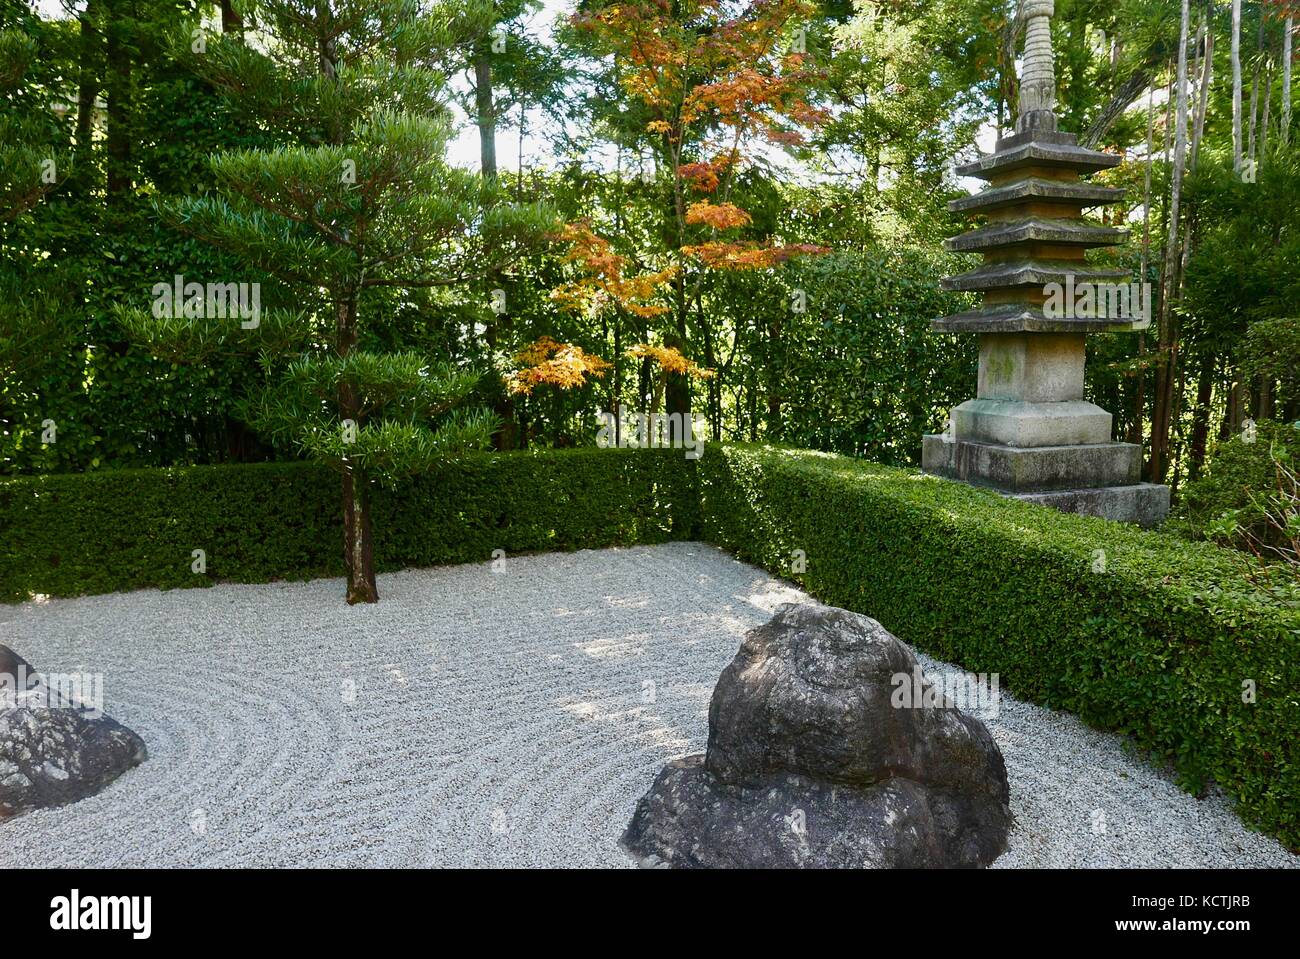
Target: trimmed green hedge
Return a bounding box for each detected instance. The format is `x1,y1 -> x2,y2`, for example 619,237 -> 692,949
698,445 -> 1299,850
0,448 -> 699,601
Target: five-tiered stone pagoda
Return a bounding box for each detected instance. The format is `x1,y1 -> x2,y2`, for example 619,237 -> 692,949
922,0 -> 1169,526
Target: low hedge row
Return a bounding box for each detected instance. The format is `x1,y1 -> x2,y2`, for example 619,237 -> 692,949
0,448 -> 699,601
697,445 -> 1299,850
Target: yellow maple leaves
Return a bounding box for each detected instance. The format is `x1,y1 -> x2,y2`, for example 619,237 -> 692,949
504,336 -> 612,397
627,343 -> 715,379
505,337 -> 714,399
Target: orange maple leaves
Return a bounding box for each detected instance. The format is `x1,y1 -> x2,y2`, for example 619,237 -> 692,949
504,336 -> 612,397
685,201 -> 753,229
575,0 -> 828,148
549,222 -> 678,319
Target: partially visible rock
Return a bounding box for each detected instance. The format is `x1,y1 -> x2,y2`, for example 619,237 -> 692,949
0,645 -> 147,820
623,603 -> 1011,868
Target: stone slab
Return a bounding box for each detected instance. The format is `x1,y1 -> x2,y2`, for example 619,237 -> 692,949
952,399 -> 1111,447
932,305 -> 1152,333
1013,483 -> 1171,528
921,435 -> 1140,492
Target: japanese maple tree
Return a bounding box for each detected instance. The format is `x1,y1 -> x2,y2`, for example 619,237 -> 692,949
556,0 -> 829,428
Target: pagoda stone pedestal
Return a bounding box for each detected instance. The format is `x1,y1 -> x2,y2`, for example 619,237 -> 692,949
921,0 -> 1169,528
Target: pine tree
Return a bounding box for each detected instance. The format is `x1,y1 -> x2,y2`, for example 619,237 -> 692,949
121,0 -> 555,603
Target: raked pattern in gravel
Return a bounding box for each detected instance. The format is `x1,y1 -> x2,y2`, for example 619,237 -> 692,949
0,542 -> 1293,868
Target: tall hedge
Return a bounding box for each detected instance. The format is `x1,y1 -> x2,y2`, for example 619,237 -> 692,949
0,448 -> 698,601
697,444 -> 1299,850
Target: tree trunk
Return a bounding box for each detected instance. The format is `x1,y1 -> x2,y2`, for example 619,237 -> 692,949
1284,16 -> 1294,148
1131,82 -> 1155,449
474,47 -> 497,181
1232,0 -> 1243,170
1190,17 -> 1212,171
1261,57 -> 1274,160
336,296 -> 378,604
74,0 -> 101,185
1188,358 -> 1214,479
342,467 -> 377,605
220,0 -> 244,35
1248,16 -> 1264,164
1150,0 -> 1191,484
104,0 -> 132,202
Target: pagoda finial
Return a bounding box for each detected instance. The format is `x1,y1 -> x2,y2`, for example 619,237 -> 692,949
1017,0 -> 1057,133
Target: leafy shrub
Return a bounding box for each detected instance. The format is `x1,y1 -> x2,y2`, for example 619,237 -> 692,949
697,444 -> 1300,850
0,448 -> 698,601
1177,419 -> 1300,564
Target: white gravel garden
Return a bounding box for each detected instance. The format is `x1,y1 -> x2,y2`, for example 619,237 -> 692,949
0,543 -> 1292,869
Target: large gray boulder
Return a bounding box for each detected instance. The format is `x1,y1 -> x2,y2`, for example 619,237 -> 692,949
0,645 -> 147,820
623,603 -> 1011,868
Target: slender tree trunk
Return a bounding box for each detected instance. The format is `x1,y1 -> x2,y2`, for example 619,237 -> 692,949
1191,16 -> 1212,171
1284,16 -> 1294,148
1262,56 -> 1274,160
220,0 -> 243,35
474,46 -> 497,181
74,0 -> 101,185
335,296 -> 378,604
1131,81 -> 1156,448
1249,16 -> 1264,164
1188,358 -> 1214,479
1150,0 -> 1191,484
104,0 -> 132,202
1232,0 -> 1242,171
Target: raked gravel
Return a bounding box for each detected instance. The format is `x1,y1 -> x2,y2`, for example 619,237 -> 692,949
0,542 -> 1293,868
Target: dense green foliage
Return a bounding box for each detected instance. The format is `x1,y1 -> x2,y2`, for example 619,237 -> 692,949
0,447 -> 698,601
697,444 -> 1300,850
1176,418 -> 1300,560
6,1 -> 1297,486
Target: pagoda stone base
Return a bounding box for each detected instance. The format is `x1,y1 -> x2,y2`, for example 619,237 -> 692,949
921,435 -> 1169,527
1014,484 -> 1170,528
952,398 -> 1112,447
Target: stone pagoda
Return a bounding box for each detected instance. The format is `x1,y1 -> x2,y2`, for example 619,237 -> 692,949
922,0 -> 1169,527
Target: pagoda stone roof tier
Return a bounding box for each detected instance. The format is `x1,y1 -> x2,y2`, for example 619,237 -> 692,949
940,261 -> 1130,292
955,139 -> 1122,180
949,177 -> 1124,214
932,304 -> 1151,334
945,218 -> 1127,253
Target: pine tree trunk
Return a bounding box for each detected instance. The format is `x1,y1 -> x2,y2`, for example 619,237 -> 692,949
1190,17 -> 1212,171
342,466 -> 377,604
336,296 -> 378,604
474,47 -> 497,181
1248,16 -> 1264,164
220,0 -> 243,35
